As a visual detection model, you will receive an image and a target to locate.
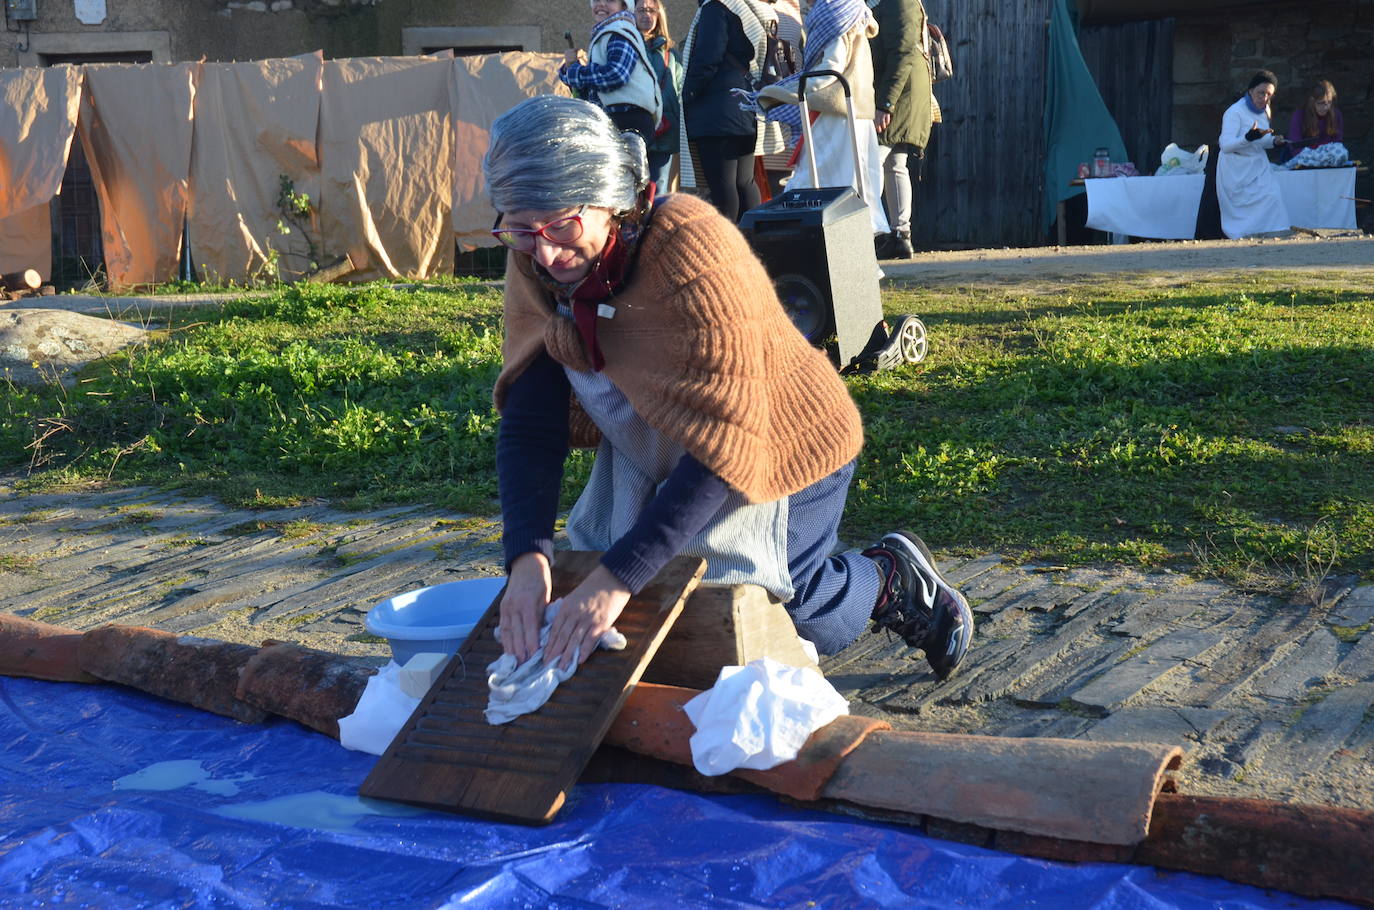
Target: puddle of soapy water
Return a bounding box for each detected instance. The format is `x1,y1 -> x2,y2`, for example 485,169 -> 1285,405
113,759 -> 255,797
213,791 -> 428,832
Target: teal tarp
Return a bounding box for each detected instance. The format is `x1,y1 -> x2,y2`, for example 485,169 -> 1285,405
1043,0 -> 1129,229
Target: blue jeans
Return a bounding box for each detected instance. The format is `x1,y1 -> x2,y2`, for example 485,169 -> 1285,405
647,150 -> 673,195
783,460 -> 881,654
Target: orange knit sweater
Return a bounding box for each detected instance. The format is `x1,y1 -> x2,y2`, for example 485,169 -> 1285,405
494,193 -> 864,504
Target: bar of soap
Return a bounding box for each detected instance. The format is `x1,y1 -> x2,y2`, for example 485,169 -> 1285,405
399,652 -> 449,698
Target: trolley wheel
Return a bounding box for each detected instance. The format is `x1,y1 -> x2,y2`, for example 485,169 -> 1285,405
870,314 -> 928,371
894,315 -> 928,363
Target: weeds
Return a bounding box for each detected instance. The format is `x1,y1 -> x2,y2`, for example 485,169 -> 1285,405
0,554 -> 38,572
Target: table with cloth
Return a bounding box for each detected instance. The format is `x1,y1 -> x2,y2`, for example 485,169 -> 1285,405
1084,167 -> 1359,240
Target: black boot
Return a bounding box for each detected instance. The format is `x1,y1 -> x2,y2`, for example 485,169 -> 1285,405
875,230 -> 913,260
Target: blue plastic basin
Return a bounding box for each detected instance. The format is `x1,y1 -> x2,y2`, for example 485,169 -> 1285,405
364,576 -> 505,664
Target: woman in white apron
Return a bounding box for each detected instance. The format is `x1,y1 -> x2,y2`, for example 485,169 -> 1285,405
1217,70 -> 1290,239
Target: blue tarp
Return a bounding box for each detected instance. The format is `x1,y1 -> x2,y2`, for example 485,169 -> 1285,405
0,676 -> 1357,909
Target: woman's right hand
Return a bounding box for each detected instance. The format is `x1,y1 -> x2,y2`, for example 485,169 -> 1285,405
500,552 -> 552,663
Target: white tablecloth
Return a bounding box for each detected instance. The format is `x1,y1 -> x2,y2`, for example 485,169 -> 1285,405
1085,167 -> 1357,239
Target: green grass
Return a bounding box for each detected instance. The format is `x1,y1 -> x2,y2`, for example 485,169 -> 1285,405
849,279 -> 1374,587
2,276 -> 1371,591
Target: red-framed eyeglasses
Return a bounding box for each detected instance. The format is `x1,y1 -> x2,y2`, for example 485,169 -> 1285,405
490,206 -> 587,252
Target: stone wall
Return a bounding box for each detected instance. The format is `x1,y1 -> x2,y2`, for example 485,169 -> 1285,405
1172,0 -> 1373,226
2,0 -> 701,66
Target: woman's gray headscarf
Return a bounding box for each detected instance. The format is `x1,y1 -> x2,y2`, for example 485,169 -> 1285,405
483,95 -> 649,216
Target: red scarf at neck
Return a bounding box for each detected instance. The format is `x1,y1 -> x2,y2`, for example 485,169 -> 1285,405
568,226 -> 629,372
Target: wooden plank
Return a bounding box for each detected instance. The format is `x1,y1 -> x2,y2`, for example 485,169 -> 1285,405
360,552 -> 705,824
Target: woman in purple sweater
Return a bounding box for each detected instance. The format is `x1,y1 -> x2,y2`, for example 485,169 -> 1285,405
1285,80 -> 1343,161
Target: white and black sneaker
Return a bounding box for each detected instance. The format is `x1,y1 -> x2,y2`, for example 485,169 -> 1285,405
862,531 -> 973,680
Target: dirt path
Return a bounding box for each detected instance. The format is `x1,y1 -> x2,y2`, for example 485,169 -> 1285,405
883,232 -> 1374,292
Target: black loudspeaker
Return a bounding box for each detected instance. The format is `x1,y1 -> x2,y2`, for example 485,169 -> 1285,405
738,186 -> 884,368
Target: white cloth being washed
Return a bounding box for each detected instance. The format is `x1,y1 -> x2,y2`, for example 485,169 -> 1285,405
486,599 -> 627,725
683,656 -> 848,776
337,660 -> 421,755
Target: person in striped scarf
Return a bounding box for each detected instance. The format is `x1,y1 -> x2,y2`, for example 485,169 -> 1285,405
750,0 -> 890,234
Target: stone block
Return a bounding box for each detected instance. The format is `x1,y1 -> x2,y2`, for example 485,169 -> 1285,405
1012,638 -> 1131,709
1173,23 -> 1231,84
1111,584 -> 1223,638
971,574 -> 1052,615
1336,633 -> 1374,681
1181,605 -> 1313,706
1068,629 -> 1223,715
943,553 -> 1005,587
1330,585 -> 1374,626
959,566 -> 1026,608
946,587 -> 1128,706
1228,718 -> 1283,769
1267,683 -> 1374,778
1082,706 -> 1230,751
1255,627 -> 1341,700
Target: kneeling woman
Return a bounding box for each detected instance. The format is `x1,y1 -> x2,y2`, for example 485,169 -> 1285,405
486,95 -> 972,677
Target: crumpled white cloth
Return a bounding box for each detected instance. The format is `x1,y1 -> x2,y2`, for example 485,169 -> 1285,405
683,656 -> 849,776
485,599 -> 627,725
337,660 -> 421,756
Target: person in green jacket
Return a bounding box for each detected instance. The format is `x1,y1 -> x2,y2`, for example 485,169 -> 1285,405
869,0 -> 934,259
636,0 -> 684,192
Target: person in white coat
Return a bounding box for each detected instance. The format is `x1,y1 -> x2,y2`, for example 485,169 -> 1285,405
1217,70 -> 1290,239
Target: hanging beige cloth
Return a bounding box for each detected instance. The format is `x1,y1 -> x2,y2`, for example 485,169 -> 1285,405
188,52 -> 323,284
317,54 -> 456,281
0,65 -> 81,221
0,65 -> 81,282
0,203 -> 51,281
449,51 -> 568,251
78,63 -> 196,289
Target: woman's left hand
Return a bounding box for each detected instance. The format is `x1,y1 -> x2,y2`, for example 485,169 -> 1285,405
542,564 -> 631,671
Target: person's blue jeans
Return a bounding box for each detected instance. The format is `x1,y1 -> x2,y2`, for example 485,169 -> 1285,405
784,460 -> 881,654
647,150 -> 673,195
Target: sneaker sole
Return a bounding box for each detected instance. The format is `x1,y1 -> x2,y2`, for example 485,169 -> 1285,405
881,531 -> 973,678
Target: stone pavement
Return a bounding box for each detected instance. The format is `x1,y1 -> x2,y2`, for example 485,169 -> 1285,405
1,477 -> 1371,811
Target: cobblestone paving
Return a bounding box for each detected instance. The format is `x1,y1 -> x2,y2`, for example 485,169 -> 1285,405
2,479 -> 1371,810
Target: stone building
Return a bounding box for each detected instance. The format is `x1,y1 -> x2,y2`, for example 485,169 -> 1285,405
1,0 -> 700,66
